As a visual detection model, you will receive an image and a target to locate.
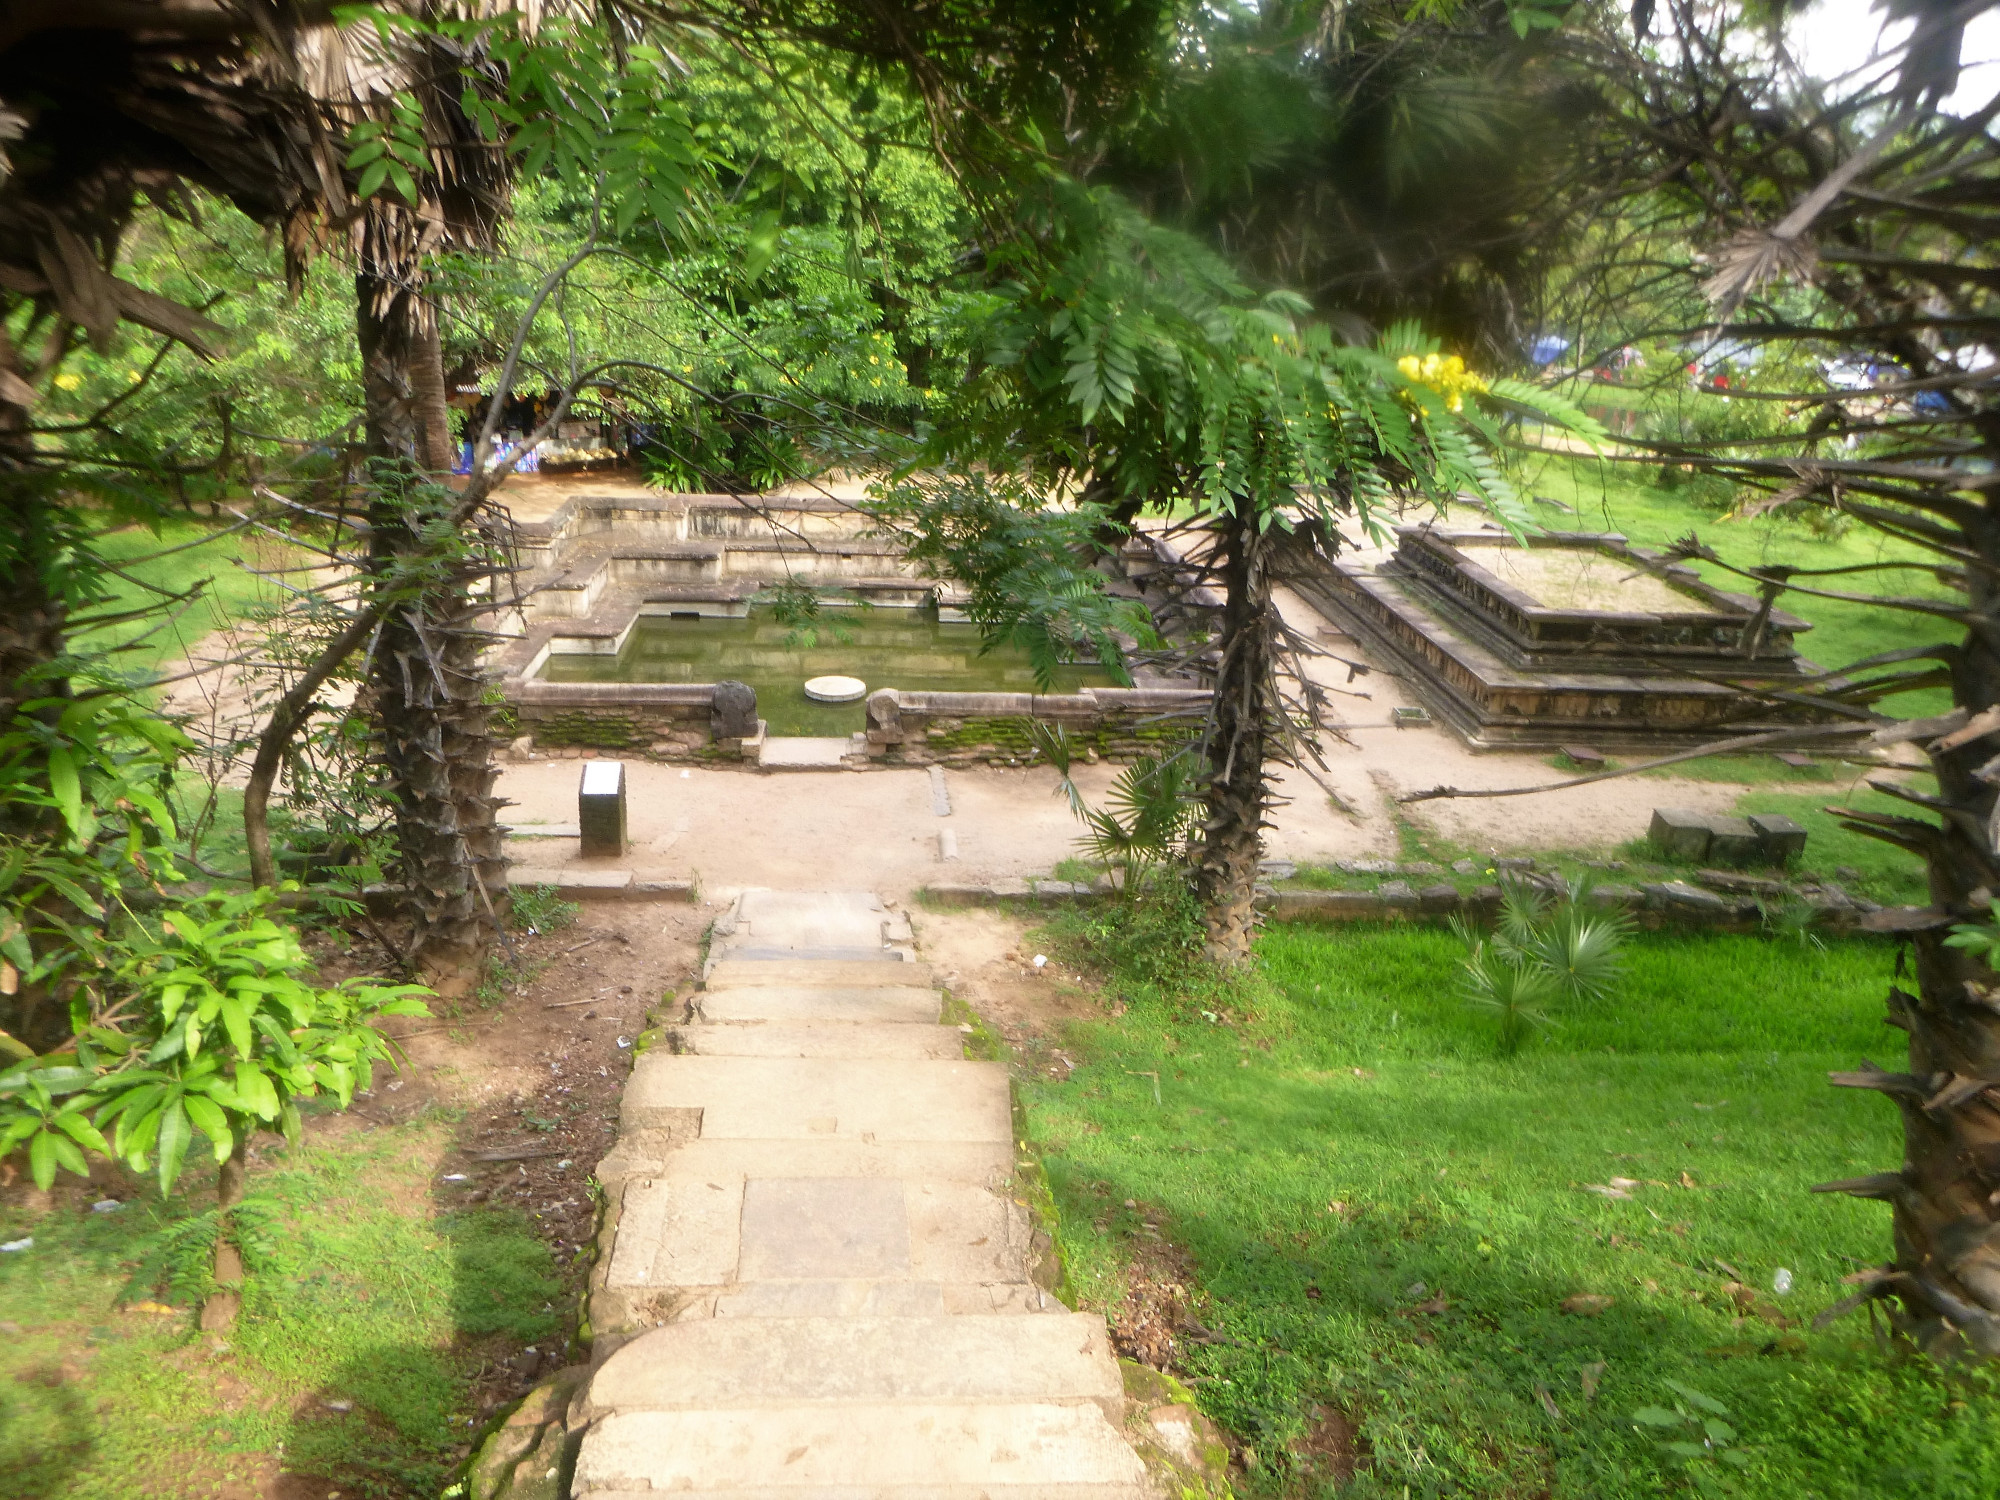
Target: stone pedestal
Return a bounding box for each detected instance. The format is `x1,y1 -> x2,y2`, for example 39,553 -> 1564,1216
580,759 -> 628,858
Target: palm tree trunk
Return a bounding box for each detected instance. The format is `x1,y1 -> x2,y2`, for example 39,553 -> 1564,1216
1819,505 -> 2000,1355
1192,504 -> 1275,964
355,269 -> 504,991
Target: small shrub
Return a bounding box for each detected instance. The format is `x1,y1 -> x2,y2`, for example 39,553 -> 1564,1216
509,883 -> 580,934
1454,877 -> 1630,1055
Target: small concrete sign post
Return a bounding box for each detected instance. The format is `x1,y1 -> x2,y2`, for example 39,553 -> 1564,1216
579,759 -> 628,859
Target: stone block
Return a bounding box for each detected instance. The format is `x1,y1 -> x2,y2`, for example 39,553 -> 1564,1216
1748,812 -> 1809,864
578,759 -> 627,858
1377,880 -> 1417,905
1705,815 -> 1763,867
1644,880 -> 1730,914
1589,884 -> 1641,909
1267,890 -> 1386,922
1649,807 -> 1712,861
1418,883 -> 1462,913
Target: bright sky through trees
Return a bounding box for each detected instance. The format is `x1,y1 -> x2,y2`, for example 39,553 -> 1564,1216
1792,0 -> 2000,110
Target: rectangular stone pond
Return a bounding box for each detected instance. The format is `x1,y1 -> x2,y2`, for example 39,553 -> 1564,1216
535,607 -> 1115,736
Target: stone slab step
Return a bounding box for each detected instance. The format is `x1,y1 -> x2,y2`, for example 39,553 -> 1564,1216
716,945 -> 906,964
579,1488 -> 1149,1499
623,1055 -> 1009,1143
587,1314 -> 1121,1413
705,1279 -> 1060,1319
671,1022 -> 966,1060
696,985 -> 942,1025
729,889 -> 893,950
607,1175 -> 1034,1292
611,1136 -> 1015,1189
706,958 -> 933,990
758,735 -> 854,769
574,1402 -> 1149,1493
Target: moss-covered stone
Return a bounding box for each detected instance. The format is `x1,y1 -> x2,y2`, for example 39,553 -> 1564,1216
520,711 -> 652,750
451,1365 -> 589,1500
1121,1361 -> 1236,1499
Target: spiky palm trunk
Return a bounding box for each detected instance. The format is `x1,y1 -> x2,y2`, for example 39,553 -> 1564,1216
1192,503 -> 1277,964
1819,505 -> 2000,1355
355,270 -> 504,990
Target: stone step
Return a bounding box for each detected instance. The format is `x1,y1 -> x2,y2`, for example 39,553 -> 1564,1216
717,945 -> 901,963
605,1136 -> 1015,1191
671,1022 -> 966,1060
705,1279 -> 1060,1319
623,1055 -> 1010,1143
705,958 -> 934,990
586,1314 -> 1121,1414
578,1488 -> 1150,1500
574,1402 -> 1150,1494
696,984 -> 941,1025
607,1174 -> 1035,1292
725,889 -> 897,952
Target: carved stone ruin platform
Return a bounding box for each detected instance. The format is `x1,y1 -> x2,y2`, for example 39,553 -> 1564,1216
1296,527 -> 1831,752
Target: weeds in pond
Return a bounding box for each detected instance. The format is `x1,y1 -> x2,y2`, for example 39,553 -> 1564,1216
756,578 -> 873,649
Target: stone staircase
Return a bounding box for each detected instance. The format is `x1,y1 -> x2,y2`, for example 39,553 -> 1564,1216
572,890 -> 1151,1498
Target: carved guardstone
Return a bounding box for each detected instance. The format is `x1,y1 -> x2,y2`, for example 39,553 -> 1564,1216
712,679 -> 758,740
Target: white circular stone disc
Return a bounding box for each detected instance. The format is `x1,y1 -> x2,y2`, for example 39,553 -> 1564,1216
802,674 -> 868,702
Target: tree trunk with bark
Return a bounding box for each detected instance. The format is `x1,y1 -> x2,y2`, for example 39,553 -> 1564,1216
1818,506 -> 2000,1356
353,270 -> 505,991
1192,503 -> 1277,964
199,1137 -> 250,1333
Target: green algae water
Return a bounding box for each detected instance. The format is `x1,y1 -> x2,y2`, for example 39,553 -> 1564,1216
537,606 -> 1114,735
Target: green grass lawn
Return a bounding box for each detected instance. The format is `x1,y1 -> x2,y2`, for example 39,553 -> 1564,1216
0,1115 -> 562,1500
1022,920 -> 2000,1498
80,517 -> 285,680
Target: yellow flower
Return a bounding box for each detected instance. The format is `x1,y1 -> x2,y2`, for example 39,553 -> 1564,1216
1398,350 -> 1488,413
53,372 -> 82,391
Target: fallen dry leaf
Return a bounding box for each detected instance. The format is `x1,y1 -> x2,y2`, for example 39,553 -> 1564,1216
1580,1361 -> 1605,1401
1535,1382 -> 1564,1421
1680,1171 -> 1700,1189
1561,1293 -> 1615,1316
1583,1183 -> 1633,1201
1608,1176 -> 1641,1191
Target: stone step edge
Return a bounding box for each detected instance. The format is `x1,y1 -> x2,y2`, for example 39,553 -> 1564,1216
573,1402 -> 1148,1491
575,1488 -> 1153,1499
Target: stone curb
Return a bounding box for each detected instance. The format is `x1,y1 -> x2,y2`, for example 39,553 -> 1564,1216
504,869 -> 697,903
923,881 -> 1883,934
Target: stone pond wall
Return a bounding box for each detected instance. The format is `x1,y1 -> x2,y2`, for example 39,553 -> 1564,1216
500,679 -> 1214,765
502,680 -> 763,761
862,686 -> 1212,766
